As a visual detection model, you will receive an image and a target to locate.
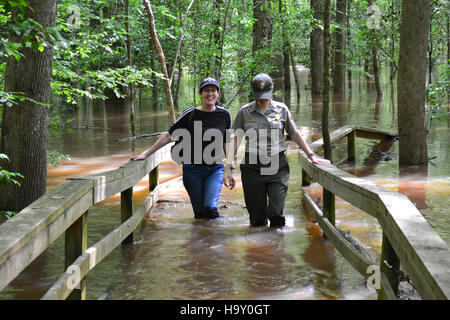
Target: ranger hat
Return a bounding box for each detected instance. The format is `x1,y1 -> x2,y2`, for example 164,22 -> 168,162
251,73 -> 273,100
199,77 -> 220,92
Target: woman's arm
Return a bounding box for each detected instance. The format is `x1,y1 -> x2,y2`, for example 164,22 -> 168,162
131,131 -> 172,160
290,130 -> 331,164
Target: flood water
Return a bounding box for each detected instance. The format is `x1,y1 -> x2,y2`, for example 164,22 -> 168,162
1,67 -> 449,300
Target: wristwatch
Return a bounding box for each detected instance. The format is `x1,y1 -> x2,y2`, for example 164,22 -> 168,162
308,152 -> 315,159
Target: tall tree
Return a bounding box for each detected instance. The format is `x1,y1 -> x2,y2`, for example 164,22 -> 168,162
398,0 -> 430,165
252,0 -> 273,74
125,0 -> 136,139
144,0 -> 176,123
310,0 -> 324,95
368,0 -> 383,97
0,0 -> 58,212
333,0 -> 346,94
280,0 -> 291,107
322,0 -> 332,161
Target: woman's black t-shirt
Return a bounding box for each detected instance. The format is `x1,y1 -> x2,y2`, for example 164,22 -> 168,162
168,106 -> 232,165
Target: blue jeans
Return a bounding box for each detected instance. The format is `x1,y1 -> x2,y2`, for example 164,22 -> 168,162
182,163 -> 225,219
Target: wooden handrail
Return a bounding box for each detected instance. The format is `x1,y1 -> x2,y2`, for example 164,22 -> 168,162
0,144 -> 172,294
300,126 -> 450,300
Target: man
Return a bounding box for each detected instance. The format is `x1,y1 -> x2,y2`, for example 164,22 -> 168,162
223,73 -> 330,228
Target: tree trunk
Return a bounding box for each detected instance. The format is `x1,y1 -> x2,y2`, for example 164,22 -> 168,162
398,0 -> 430,165
218,0 -> 232,104
211,0 -> 223,80
252,0 -> 273,75
0,0 -> 57,212
310,0 -> 324,95
347,0 -> 352,92
333,0 -> 346,94
144,0 -> 176,123
125,0 -> 136,138
322,0 -> 332,162
368,0 -> 382,97
290,51 -> 301,105
280,0 -> 291,107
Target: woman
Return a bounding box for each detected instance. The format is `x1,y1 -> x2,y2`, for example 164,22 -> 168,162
131,77 -> 232,219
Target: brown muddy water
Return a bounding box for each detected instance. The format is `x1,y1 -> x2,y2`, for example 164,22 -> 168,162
0,68 -> 449,300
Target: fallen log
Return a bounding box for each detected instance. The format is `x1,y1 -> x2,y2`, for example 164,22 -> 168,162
116,132 -> 165,142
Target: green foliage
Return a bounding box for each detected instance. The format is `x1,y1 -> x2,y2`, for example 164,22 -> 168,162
0,210 -> 17,220
0,153 -> 24,188
426,64 -> 450,123
47,150 -> 71,168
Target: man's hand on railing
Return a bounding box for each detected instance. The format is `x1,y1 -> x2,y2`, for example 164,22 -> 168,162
310,154 -> 331,165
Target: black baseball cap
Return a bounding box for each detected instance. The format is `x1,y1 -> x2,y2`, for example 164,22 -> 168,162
251,73 -> 273,100
199,77 -> 220,92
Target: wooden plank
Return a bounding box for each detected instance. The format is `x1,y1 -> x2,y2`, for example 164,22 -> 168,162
42,186 -> 160,300
347,129 -> 356,161
355,127 -> 397,140
380,232 -> 399,297
149,166 -> 159,191
121,187 -> 133,244
323,188 -> 335,226
301,168 -> 311,186
380,271 -> 398,300
302,189 -> 375,276
0,182 -> 93,291
64,211 -> 87,300
310,125 -> 355,152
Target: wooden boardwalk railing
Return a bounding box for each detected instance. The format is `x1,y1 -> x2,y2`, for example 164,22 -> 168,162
300,125 -> 450,300
0,144 -> 172,299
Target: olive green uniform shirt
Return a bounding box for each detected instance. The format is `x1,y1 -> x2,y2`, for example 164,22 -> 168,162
232,100 -> 298,158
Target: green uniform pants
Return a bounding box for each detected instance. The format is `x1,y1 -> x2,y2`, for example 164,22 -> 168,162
240,152 -> 290,227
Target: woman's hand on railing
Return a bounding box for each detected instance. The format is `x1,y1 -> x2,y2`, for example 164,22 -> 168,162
131,154 -> 147,161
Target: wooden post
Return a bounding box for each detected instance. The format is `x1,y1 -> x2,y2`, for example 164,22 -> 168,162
121,187 -> 133,244
347,129 -> 356,161
323,188 -> 335,228
379,232 -> 400,299
301,169 -> 311,186
149,166 -> 159,191
65,211 -> 87,300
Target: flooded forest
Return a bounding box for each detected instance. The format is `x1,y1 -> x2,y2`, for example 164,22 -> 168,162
0,0 -> 449,301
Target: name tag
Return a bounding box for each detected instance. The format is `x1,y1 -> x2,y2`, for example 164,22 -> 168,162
245,120 -> 255,123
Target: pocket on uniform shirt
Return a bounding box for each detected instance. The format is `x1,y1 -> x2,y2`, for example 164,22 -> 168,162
244,121 -> 258,131
269,120 -> 284,129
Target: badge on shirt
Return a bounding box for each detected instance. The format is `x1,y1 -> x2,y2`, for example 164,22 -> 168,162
275,113 -> 281,120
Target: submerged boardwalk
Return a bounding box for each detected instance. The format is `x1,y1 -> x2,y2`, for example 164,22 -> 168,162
0,125 -> 449,300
